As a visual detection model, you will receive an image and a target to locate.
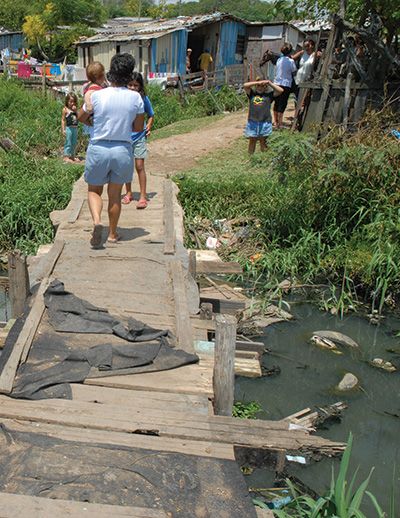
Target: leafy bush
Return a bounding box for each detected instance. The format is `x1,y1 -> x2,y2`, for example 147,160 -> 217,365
176,115 -> 400,312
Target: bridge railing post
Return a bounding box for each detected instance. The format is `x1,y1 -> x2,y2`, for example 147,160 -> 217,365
213,313 -> 236,416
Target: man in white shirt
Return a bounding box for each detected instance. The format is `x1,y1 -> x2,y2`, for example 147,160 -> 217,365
78,53 -> 144,248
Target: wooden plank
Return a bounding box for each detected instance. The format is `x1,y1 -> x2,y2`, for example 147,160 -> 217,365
170,259 -> 194,352
29,239 -> 65,288
213,314 -> 236,415
71,384 -> 209,415
0,277 -> 49,394
0,396 -> 345,453
196,260 -> 243,274
68,197 -> 85,224
7,251 -> 30,318
0,418 -> 235,460
342,72 -> 353,129
0,492 -> 167,517
163,179 -> 175,255
85,363 -> 213,397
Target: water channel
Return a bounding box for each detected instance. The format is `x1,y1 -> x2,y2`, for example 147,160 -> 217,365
236,302 -> 400,515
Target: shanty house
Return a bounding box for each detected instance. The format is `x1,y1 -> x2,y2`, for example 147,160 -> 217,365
245,21 -> 305,77
76,13 -> 247,76
0,29 -> 25,52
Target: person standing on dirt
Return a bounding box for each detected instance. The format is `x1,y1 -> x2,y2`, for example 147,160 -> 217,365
243,78 -> 283,154
78,53 -> 144,248
273,43 -> 297,129
198,49 -> 213,79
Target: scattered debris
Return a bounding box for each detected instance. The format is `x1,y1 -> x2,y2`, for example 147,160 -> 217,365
205,236 -> 220,249
286,455 -> 307,465
312,330 -> 359,348
369,358 -> 396,372
261,365 -> 281,377
310,334 -> 342,354
286,402 -> 347,432
337,373 -> 359,391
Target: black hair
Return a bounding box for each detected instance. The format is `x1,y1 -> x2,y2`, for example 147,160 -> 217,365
107,53 -> 136,86
280,43 -> 293,56
130,71 -> 146,98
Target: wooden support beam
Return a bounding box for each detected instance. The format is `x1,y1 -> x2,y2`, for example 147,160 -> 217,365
0,277 -> 49,394
8,251 -> 30,318
170,259 -> 194,352
213,313 -> 236,416
163,179 -> 175,255
343,72 -> 353,129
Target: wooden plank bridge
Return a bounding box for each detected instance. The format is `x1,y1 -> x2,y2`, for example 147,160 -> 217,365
0,117 -> 345,516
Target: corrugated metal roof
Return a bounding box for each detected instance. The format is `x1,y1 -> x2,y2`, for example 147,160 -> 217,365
77,12 -> 246,45
291,19 -> 331,32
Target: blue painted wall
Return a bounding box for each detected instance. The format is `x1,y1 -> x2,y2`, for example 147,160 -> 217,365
0,32 -> 25,51
217,21 -> 246,68
150,29 -> 188,74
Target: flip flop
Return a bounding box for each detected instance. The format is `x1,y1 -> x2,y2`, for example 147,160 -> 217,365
90,224 -> 103,249
107,234 -> 120,244
122,194 -> 133,205
136,199 -> 148,209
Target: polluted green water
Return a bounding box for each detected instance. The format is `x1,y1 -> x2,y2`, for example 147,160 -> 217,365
236,302 -> 400,515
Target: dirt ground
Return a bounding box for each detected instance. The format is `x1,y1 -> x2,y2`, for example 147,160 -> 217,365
147,102 -> 296,177
147,110 -> 247,177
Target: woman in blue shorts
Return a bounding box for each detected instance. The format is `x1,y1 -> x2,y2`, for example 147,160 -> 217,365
243,79 -> 283,154
78,54 -> 144,248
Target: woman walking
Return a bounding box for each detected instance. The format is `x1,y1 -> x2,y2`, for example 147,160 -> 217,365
78,53 -> 144,248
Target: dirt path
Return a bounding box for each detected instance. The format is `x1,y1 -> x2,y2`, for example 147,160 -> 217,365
147,110 -> 246,176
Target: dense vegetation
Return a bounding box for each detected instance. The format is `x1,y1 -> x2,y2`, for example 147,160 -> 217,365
176,112 -> 400,314
0,78 -> 243,255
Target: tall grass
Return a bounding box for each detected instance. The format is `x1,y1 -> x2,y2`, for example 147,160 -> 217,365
176,113 -> 400,312
267,434 -> 387,518
148,84 -> 245,129
0,77 -> 245,255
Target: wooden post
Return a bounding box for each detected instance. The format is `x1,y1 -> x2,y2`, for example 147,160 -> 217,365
213,313 -> 236,416
343,72 -> 353,129
188,250 -> 196,277
8,251 -> 30,318
42,63 -> 46,94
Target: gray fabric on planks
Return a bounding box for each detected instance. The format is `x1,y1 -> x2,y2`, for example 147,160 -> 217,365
0,424 -> 257,517
44,279 -> 168,341
8,280 -> 198,400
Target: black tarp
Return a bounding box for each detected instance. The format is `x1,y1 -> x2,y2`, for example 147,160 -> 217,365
0,423 -> 257,517
5,280 -> 198,400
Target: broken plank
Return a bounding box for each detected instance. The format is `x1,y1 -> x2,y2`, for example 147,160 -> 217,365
0,418 -> 235,460
0,492 -> 167,517
0,396 -> 345,454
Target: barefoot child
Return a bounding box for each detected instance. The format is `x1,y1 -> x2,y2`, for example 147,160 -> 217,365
61,93 -> 79,163
122,72 -> 154,209
243,79 -> 283,154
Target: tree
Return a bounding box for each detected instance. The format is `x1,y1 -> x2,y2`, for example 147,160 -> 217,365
22,15 -> 48,45
124,0 -> 155,18
0,0 -> 31,30
294,0 -> 400,47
